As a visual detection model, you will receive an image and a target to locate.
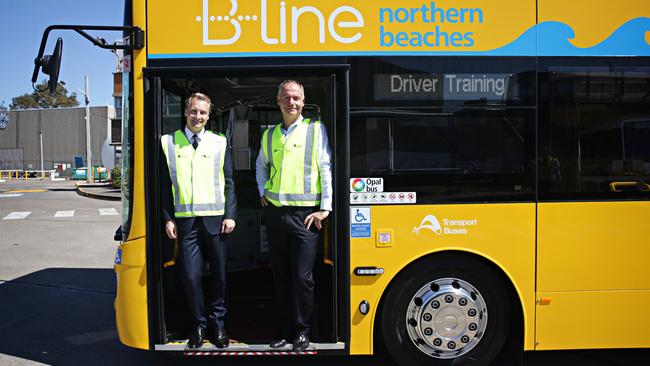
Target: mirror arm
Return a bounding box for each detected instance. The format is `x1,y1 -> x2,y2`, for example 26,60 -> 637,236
32,24 -> 145,83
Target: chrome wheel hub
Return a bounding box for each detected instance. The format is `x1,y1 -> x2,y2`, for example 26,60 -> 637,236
405,277 -> 487,359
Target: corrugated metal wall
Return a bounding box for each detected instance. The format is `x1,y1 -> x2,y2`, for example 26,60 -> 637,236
0,148 -> 23,170
0,106 -> 115,172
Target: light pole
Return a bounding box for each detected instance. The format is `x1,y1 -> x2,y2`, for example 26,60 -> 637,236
39,130 -> 44,179
63,76 -> 93,183
84,76 -> 93,183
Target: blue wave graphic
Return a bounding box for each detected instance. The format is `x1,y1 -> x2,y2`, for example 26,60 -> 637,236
484,24 -> 538,56
538,17 -> 650,56
488,17 -> 650,56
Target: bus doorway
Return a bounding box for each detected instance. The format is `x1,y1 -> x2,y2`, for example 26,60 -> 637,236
146,69 -> 347,351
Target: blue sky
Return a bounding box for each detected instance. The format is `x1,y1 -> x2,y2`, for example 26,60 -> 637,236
0,0 -> 124,108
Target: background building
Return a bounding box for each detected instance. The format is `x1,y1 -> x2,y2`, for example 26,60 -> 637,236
0,106 -> 115,176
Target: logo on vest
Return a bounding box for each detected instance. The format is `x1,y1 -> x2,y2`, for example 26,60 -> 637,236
413,214 -> 477,236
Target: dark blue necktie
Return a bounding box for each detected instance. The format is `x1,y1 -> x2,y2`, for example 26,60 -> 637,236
192,134 -> 199,149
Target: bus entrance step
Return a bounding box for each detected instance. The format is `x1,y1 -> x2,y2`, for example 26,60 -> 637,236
155,341 -> 345,353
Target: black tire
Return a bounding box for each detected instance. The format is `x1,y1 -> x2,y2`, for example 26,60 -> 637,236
381,253 -> 512,366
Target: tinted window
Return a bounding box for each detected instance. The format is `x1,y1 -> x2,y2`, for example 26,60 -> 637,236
350,109 -> 535,203
538,59 -> 650,200
349,57 -> 535,203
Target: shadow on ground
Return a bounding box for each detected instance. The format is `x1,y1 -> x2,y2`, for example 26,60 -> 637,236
2,268 -> 646,366
0,268 -> 386,366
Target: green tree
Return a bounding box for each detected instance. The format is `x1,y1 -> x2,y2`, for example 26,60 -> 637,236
10,80 -> 79,109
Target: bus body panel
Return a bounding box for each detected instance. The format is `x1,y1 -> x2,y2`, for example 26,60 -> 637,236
144,0 -> 650,59
349,203 -> 536,354
114,237 -> 149,349
538,202 -> 650,292
146,0 -> 537,58
535,290 -> 650,350
114,0 -> 149,350
127,0 -> 148,242
536,201 -> 650,349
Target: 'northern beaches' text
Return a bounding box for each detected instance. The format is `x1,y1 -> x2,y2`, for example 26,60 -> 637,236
379,2 -> 484,48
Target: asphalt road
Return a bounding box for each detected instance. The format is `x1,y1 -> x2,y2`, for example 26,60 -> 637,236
0,181 -> 647,366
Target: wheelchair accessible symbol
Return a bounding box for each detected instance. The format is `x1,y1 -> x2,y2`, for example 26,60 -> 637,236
354,209 -> 367,222
351,207 -> 371,238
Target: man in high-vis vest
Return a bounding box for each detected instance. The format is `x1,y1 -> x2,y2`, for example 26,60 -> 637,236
255,80 -> 332,352
161,92 -> 236,349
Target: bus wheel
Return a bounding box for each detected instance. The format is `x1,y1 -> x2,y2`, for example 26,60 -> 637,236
381,255 -> 511,366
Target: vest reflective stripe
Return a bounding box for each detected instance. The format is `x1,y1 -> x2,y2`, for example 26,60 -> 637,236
266,125 -> 275,168
263,190 -> 321,202
303,121 -> 316,195
263,119 -> 322,207
165,135 -> 182,210
161,130 -> 226,217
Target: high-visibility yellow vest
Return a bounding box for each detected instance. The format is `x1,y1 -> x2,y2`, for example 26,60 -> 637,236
161,130 -> 227,217
262,118 -> 322,207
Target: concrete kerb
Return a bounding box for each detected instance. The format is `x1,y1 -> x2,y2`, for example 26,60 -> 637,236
75,182 -> 121,201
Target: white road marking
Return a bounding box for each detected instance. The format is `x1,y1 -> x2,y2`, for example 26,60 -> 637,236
54,210 -> 75,218
3,211 -> 31,220
0,193 -> 23,198
98,208 -> 119,216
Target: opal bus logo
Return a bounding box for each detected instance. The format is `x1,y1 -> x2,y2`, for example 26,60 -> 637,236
350,177 -> 383,193
351,178 -> 366,192
198,0 -> 364,46
413,214 -> 478,236
413,215 -> 443,235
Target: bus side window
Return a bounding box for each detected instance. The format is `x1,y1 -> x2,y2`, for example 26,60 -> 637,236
539,62 -> 650,199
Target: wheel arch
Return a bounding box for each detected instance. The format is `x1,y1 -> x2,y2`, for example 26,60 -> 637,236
372,249 -> 525,358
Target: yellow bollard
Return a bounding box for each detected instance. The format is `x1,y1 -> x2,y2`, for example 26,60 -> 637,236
24,171 -> 28,181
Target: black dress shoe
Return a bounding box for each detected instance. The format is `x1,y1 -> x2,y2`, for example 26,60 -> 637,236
269,339 -> 287,348
187,326 -> 205,349
212,327 -> 229,348
292,333 -> 309,351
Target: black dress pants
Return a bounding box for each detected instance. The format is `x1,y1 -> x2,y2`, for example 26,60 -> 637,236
265,205 -> 319,338
176,216 -> 227,330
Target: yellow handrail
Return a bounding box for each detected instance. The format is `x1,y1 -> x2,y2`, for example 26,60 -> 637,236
163,239 -> 179,268
609,181 -> 650,192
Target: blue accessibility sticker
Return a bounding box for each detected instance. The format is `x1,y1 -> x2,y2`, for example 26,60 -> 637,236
351,207 -> 371,238
115,248 -> 122,264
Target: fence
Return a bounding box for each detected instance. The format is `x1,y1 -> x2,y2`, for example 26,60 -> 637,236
0,170 -> 59,180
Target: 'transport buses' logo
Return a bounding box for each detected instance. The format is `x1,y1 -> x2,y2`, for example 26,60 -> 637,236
351,178 -> 366,192
413,214 -> 478,236
413,215 -> 442,235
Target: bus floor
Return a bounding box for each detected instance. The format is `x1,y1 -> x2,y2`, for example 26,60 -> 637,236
162,262 -> 334,345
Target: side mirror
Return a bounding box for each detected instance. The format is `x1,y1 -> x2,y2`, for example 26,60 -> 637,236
33,37 -> 63,94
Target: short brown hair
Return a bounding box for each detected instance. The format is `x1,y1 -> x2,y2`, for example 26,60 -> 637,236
184,92 -> 212,110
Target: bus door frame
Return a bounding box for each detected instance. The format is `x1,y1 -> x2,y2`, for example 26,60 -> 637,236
142,62 -> 351,351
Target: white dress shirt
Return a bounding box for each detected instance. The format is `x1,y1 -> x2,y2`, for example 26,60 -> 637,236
184,127 -> 206,145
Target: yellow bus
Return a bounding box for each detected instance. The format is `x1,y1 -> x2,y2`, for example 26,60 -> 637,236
32,0 -> 650,365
